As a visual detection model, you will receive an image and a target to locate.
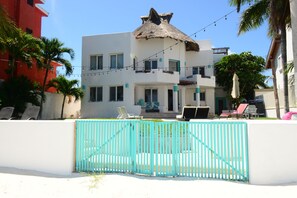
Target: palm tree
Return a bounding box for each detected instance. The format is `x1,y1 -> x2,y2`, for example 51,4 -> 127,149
229,0 -> 291,118
0,4 -> 16,39
0,76 -> 41,115
47,76 -> 83,119
0,28 -> 43,78
38,37 -> 74,119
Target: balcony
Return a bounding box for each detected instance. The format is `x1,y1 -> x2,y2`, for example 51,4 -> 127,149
133,69 -> 179,84
181,74 -> 216,87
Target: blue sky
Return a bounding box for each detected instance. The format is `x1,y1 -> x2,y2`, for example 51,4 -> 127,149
41,0 -> 271,78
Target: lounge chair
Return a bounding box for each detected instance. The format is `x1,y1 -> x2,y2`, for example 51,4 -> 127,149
0,107 -> 14,120
21,106 -> 40,120
117,107 -> 124,119
176,106 -> 197,121
118,106 -> 142,119
245,105 -> 259,119
194,106 -> 210,119
220,103 -> 248,119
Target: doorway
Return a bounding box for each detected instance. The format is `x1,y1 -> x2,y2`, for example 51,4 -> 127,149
168,90 -> 173,111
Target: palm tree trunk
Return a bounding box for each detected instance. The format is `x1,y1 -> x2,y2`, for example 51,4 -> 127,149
271,61 -> 281,119
39,68 -> 49,119
280,25 -> 289,113
8,58 -> 16,78
61,95 -> 66,119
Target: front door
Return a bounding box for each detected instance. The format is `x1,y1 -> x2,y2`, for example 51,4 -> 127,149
168,90 -> 173,111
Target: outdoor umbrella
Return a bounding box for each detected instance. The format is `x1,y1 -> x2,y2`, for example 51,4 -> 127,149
231,73 -> 240,99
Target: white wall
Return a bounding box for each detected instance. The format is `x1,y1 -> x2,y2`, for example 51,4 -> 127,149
186,40 -> 214,78
255,88 -> 296,118
82,32 -> 133,73
42,92 -> 81,119
248,120 -> 297,185
0,120 -> 75,175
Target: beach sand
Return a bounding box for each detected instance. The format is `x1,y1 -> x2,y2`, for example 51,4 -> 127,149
1,167 -> 297,198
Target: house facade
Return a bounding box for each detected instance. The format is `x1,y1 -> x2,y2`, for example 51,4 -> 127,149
292,0 -> 297,102
0,0 -> 60,92
81,8 -> 227,118
256,29 -> 297,117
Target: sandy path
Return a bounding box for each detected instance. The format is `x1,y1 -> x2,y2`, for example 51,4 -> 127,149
1,167 -> 297,198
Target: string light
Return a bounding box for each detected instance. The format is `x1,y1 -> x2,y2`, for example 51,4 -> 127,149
2,7 -> 242,79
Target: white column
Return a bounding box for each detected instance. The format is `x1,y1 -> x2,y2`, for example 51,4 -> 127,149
181,87 -> 186,110
206,88 -> 215,114
196,86 -> 200,106
173,84 -> 178,113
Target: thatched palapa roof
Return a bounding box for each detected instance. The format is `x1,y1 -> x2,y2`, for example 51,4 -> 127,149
133,8 -> 199,52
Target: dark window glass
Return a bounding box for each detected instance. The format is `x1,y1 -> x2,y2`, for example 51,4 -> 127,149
145,89 -> 151,103
152,60 -> 158,69
26,28 -> 33,34
27,0 -> 34,6
152,89 -> 158,102
193,67 -> 198,75
110,55 -> 116,69
117,54 -> 123,69
117,86 -> 124,101
199,67 -> 205,76
200,92 -> 206,101
145,61 -> 151,71
90,87 -> 96,102
97,55 -> 103,70
96,87 -> 102,101
110,87 -> 116,101
90,56 -> 96,70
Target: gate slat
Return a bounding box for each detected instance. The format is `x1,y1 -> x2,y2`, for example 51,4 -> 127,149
75,120 -> 249,182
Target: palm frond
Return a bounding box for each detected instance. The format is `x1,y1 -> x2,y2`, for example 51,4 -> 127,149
229,0 -> 254,12
238,0 -> 269,34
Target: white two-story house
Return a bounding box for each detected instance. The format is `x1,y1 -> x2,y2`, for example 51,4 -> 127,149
81,8 -> 226,118
256,29 -> 297,117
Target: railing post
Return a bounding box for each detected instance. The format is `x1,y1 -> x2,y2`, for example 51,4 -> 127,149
130,121 -> 136,173
150,121 -> 154,175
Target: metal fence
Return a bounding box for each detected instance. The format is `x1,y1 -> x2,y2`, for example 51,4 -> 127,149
76,120 -> 249,182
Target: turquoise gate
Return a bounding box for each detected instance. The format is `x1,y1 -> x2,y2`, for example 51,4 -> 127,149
76,120 -> 249,182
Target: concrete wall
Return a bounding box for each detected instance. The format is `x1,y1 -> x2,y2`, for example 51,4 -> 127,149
0,120 -> 76,175
42,92 -> 81,120
1,120 -> 297,184
248,120 -> 297,185
255,88 -> 297,118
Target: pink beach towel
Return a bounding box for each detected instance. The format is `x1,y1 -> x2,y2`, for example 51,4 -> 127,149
282,112 -> 297,120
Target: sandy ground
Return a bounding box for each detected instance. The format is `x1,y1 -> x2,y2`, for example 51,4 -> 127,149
1,167 -> 297,198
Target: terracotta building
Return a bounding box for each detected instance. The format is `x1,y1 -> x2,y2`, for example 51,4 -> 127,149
0,0 -> 59,92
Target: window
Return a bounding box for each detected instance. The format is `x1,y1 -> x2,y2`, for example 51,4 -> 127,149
169,60 -> 180,72
26,28 -> 33,34
90,55 -> 103,70
193,66 -> 205,76
27,0 -> 34,6
110,86 -> 124,101
144,60 -> 158,71
145,89 -> 158,103
110,53 -> 124,69
90,87 -> 102,102
193,92 -> 206,101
